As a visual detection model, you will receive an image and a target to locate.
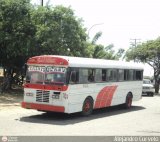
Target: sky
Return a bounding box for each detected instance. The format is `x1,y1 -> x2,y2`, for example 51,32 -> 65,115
32,0 -> 160,50
32,0 -> 159,76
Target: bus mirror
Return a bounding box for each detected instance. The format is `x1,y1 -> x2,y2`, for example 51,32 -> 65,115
70,71 -> 76,83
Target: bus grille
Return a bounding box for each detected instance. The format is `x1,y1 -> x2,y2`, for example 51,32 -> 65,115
36,90 -> 50,103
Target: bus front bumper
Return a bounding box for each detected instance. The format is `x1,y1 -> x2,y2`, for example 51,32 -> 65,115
21,102 -> 65,113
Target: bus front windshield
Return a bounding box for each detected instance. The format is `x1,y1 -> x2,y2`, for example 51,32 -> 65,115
26,66 -> 67,85
45,73 -> 65,85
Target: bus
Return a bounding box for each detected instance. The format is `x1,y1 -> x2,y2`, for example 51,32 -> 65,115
21,55 -> 143,115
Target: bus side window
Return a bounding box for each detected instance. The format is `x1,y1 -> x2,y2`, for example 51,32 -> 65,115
88,69 -> 95,82
107,69 -> 118,82
79,69 -> 88,83
70,71 -> 76,83
124,70 -> 134,81
135,70 -> 143,80
118,69 -> 124,81
128,70 -> 134,80
124,70 -> 129,81
102,69 -> 107,81
69,68 -> 79,84
95,69 -> 102,82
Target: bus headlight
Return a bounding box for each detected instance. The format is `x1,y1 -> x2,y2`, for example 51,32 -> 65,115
26,92 -> 34,97
52,92 -> 60,99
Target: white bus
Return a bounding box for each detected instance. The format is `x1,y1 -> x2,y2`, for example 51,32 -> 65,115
22,55 -> 143,115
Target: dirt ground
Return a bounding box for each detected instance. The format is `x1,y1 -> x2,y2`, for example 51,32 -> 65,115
0,89 -> 23,107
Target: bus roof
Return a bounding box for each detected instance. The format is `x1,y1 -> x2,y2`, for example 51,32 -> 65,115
27,55 -> 143,70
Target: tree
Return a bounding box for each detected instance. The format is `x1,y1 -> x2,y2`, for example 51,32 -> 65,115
86,32 -> 125,60
31,5 -> 87,56
0,0 -> 36,92
0,1 -> 88,92
104,44 -> 125,60
0,0 -> 124,92
126,37 -> 160,93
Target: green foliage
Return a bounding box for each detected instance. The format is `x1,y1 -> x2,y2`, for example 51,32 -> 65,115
0,0 -> 124,91
91,31 -> 102,45
126,38 -> 160,67
87,32 -> 125,60
104,44 -> 125,60
31,5 -> 87,56
0,0 -> 35,68
0,0 -> 88,91
0,1 -> 88,68
126,37 -> 160,93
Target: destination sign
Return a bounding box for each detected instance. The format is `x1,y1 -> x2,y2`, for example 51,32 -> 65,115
28,66 -> 66,73
46,66 -> 66,73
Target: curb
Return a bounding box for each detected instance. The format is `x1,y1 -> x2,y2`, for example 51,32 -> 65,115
0,103 -> 21,107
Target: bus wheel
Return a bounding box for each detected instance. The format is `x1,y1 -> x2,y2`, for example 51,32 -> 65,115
123,94 -> 132,109
82,97 -> 93,116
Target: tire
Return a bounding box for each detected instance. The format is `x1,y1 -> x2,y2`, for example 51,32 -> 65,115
147,92 -> 154,96
82,97 -> 93,116
123,94 -> 133,109
150,92 -> 154,97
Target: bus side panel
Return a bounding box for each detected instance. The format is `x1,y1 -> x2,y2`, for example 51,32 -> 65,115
67,83 -> 118,113
67,84 -> 95,113
94,85 -> 118,109
67,81 -> 142,113
111,81 -> 143,106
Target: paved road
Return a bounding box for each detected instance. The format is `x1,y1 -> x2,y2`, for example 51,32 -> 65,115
0,95 -> 160,136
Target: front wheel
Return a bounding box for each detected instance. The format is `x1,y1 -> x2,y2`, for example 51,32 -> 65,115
82,97 -> 93,116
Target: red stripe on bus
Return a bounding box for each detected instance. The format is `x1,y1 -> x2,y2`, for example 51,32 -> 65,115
94,86 -> 117,109
24,84 -> 68,91
21,102 -> 65,112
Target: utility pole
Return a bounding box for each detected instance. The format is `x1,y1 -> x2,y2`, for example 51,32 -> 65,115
130,39 -> 141,48
130,39 -> 141,62
41,0 -> 43,6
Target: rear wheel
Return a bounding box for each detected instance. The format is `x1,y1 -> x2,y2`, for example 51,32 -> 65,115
151,93 -> 154,96
82,97 -> 93,116
149,92 -> 154,97
123,94 -> 133,109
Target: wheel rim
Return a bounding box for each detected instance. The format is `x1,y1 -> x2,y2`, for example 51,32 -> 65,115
127,96 -> 132,107
84,100 -> 91,112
